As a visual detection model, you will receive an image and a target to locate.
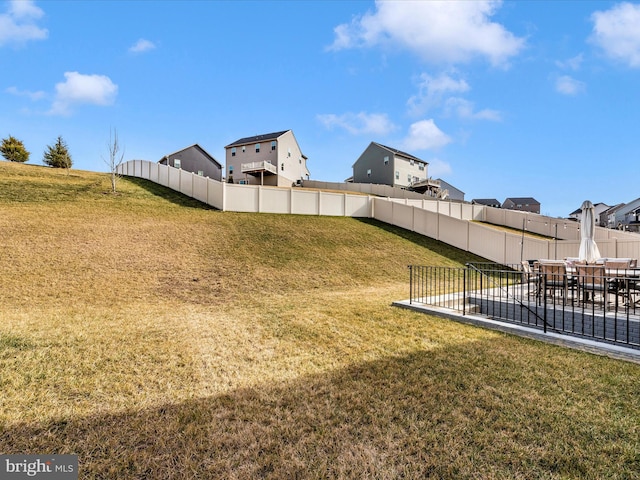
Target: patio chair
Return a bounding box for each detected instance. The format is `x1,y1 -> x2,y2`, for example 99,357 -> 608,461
605,260 -> 631,308
521,260 -> 540,296
538,260 -> 568,302
576,264 -> 612,308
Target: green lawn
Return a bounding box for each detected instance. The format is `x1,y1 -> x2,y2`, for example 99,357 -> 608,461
1,161 -> 638,479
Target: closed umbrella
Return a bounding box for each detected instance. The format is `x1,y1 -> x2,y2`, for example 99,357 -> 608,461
578,200 -> 601,263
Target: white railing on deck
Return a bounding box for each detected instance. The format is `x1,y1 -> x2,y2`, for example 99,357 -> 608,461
241,161 -> 277,174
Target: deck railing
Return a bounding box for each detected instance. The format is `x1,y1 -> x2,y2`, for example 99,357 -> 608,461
241,161 -> 277,174
408,263 -> 640,349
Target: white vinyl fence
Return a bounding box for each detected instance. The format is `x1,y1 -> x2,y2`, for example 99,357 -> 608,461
117,160 -> 640,265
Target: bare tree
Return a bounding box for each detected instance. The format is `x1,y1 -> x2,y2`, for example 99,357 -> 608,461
103,128 -> 125,193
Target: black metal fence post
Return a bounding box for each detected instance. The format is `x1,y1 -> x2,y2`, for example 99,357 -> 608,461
463,268 -> 467,316
409,265 -> 413,305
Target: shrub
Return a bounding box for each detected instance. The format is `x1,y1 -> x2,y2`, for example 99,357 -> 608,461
43,136 -> 72,169
0,135 -> 30,163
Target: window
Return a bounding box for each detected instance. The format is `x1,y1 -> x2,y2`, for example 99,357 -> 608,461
410,159 -> 415,166
229,166 -> 234,174
383,155 -> 389,165
239,179 -> 249,185
395,171 -> 399,180
287,148 -> 291,157
174,159 -> 181,169
367,169 -> 372,177
407,174 -> 412,182
255,143 -> 260,153
198,171 -> 204,176
242,146 -> 246,152
418,164 -> 424,171
231,147 -> 236,157
271,141 -> 276,151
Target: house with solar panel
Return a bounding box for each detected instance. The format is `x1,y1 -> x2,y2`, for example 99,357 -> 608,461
224,130 -> 309,187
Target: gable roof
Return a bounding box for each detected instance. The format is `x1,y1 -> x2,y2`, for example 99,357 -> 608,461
503,197 -> 540,205
569,202 -> 609,216
437,179 -> 465,195
601,203 -> 626,216
617,197 -> 640,215
373,142 -> 427,164
225,130 -> 290,148
159,144 -> 221,168
472,198 -> 501,206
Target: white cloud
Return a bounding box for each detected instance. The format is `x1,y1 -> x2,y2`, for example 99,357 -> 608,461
328,0 -> 525,67
129,38 -> 156,54
317,111 -> 398,136
407,73 -> 470,115
591,2 -> 640,67
5,85 -> 46,100
402,119 -> 451,151
444,97 -> 502,121
407,72 -> 501,120
555,53 -> 584,71
427,158 -> 453,178
49,72 -> 118,115
0,0 -> 48,46
555,75 -> 586,96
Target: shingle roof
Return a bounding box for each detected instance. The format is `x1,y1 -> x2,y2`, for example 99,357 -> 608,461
504,197 -> 540,205
373,142 -> 426,164
472,198 -> 501,206
225,130 -> 290,148
159,144 -> 221,168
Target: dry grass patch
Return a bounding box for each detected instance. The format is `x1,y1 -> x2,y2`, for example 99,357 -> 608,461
1,162 -> 639,479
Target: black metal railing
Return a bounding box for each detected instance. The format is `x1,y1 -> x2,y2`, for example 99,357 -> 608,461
408,263 -> 640,349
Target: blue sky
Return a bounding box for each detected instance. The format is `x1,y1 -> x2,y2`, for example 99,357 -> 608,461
2,0 -> 640,217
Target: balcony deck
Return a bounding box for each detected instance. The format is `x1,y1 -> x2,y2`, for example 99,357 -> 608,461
241,161 -> 277,176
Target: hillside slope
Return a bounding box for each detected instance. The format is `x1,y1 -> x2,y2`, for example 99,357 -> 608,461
1,162 -> 638,479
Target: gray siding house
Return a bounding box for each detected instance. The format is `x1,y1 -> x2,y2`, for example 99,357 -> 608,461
437,179 -> 465,201
352,142 -> 432,190
224,130 -> 309,187
614,198 -> 640,231
600,203 -> 626,229
159,144 -> 222,181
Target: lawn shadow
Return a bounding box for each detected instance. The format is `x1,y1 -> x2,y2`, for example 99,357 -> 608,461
122,176 -> 217,210
354,218 -> 489,264
1,336 -> 635,479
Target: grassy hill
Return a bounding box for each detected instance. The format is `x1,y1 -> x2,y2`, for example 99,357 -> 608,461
1,161 -> 639,479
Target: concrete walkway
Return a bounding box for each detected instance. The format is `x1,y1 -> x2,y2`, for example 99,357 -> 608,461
393,299 -> 640,364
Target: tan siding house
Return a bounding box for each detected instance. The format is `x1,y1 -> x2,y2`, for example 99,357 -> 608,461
224,130 -> 309,187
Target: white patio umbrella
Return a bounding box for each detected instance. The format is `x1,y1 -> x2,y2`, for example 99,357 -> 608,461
578,200 -> 601,263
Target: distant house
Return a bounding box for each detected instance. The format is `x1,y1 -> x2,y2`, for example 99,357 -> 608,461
600,203 -> 625,229
159,144 -> 222,181
502,197 -> 540,214
352,142 -> 439,193
568,202 -> 610,225
614,198 -> 640,232
224,130 -> 309,187
472,198 -> 501,208
436,179 -> 465,201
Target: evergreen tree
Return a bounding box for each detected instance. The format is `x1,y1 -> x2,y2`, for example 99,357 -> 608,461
0,135 -> 30,163
43,136 -> 72,169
